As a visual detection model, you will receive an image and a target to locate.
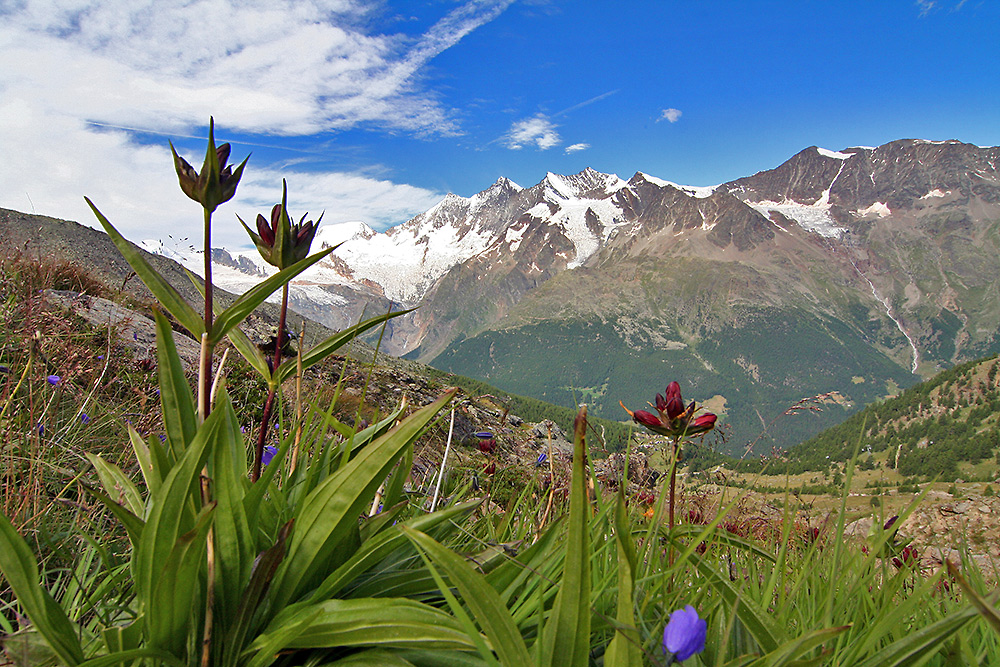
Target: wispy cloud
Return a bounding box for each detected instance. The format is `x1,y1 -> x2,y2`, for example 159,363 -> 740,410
658,108 -> 683,123
916,0 -> 967,16
503,114 -> 561,150
554,90 -> 618,117
0,0 -> 506,243
564,143 -> 589,154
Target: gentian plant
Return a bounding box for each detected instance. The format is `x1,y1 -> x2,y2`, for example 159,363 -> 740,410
622,381 -> 716,537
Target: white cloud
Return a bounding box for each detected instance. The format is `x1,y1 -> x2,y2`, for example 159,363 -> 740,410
504,114 -> 561,150
564,143 -> 589,154
658,108 -> 682,123
0,0 -> 505,245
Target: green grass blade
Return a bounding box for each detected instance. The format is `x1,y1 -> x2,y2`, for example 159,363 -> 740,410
85,197 -> 204,338
947,560 -> 1000,635
692,555 -> 784,654
853,604 -> 980,667
0,512 -> 85,665
747,625 -> 851,667
404,526 -> 532,666
210,248 -> 332,344
540,406 -> 591,667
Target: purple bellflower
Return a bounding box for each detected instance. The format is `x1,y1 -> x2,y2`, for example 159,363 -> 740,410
663,605 -> 707,663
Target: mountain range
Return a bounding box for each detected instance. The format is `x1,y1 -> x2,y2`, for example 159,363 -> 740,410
133,139 -> 1000,453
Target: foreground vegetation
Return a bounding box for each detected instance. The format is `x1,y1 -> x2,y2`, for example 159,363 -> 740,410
1,121 -> 999,666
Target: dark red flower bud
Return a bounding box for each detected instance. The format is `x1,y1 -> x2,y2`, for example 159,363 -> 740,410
256,213 -> 275,247
664,381 -> 684,419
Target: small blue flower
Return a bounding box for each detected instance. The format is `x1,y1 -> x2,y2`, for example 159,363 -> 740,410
46,375 -> 61,385
262,444 -> 279,467
37,423 -> 44,436
535,452 -> 547,467
663,605 -> 706,663
79,413 -> 90,425
158,434 -> 166,442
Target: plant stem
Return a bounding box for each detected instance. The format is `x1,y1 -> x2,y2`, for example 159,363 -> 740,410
200,206 -> 214,421
251,283 -> 289,482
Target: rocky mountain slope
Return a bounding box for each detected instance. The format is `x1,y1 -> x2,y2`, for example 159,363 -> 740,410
199,138 -> 998,455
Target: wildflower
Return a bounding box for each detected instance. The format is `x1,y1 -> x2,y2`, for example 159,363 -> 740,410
37,423 -> 44,436
170,118 -> 247,212
535,452 -> 547,467
478,437 -> 495,454
663,605 -> 707,663
892,545 -> 920,569
0,365 -> 10,373
261,444 -> 279,467
47,375 -> 61,385
240,180 -> 322,270
621,381 -> 716,438
79,413 -> 90,425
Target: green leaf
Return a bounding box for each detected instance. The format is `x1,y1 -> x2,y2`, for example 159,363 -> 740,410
85,488 -> 145,547
273,308 -> 412,385
222,521 -> 293,667
128,426 -> 160,500
133,408 -> 221,623
404,526 -> 532,667
148,502 -> 215,656
155,310 -> 198,461
304,500 -> 481,604
78,647 -> 188,667
225,324 -> 272,381
208,390 -> 254,638
269,389 -> 456,610
540,406 -> 591,667
254,598 -> 477,653
86,454 -> 144,517
604,494 -> 642,667
85,197 -> 204,338
210,248 -> 333,344
0,511 -> 85,665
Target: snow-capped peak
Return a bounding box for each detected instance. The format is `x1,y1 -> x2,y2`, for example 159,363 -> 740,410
637,172 -> 718,198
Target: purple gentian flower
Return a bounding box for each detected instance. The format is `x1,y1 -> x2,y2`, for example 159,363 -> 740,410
261,444 -> 279,467
663,605 -> 707,663
79,413 -> 90,425
47,375 -> 61,385
37,423 -> 44,436
535,452 -> 547,467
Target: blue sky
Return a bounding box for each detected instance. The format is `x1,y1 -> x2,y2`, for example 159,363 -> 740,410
1,0 -> 997,250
